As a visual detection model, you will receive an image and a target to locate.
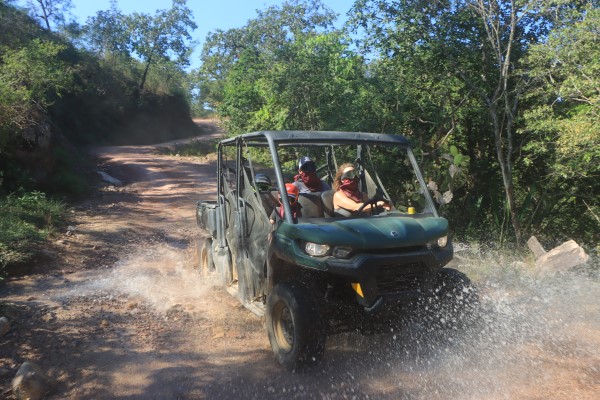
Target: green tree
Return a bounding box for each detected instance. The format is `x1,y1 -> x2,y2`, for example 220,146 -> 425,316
521,5 -> 599,245
126,0 -> 196,91
349,0 -> 501,238
25,0 -> 72,31
349,0 -> 597,243
0,38 -> 72,150
219,32 -> 364,134
197,0 -> 337,111
83,0 -> 129,65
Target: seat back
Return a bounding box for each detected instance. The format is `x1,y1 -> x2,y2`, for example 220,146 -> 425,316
321,190 -> 336,217
260,191 -> 278,217
297,192 -> 324,218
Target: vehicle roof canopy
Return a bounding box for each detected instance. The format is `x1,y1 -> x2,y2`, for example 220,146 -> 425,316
218,131 -> 411,147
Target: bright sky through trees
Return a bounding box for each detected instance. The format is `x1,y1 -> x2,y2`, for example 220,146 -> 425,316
15,0 -> 351,68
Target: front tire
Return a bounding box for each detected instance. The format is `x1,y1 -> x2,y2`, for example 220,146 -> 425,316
430,268 -> 479,328
266,283 -> 326,370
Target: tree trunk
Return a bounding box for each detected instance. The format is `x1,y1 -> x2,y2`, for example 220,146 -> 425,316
39,0 -> 51,31
473,0 -> 524,244
139,59 -> 152,92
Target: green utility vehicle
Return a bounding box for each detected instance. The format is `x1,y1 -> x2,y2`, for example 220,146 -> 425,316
196,131 -> 477,369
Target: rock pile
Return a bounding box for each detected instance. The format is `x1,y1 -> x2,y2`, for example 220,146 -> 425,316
527,236 -> 590,274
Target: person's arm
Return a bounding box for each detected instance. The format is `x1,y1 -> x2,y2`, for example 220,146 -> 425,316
333,191 -> 388,212
269,208 -> 279,224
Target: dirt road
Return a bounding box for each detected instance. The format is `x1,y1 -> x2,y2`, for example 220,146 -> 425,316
1,121 -> 599,399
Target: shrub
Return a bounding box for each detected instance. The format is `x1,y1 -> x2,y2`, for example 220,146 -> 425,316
0,191 -> 65,274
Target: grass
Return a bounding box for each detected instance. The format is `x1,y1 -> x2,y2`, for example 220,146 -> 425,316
0,191 -> 65,274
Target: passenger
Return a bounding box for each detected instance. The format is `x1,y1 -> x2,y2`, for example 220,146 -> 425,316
254,173 -> 272,192
293,156 -> 331,193
270,183 -> 303,224
332,163 -> 390,215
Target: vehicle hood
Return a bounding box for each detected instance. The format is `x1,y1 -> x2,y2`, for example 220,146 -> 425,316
280,215 -> 448,249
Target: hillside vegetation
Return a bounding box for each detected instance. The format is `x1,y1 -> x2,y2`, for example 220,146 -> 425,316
0,0 -> 200,271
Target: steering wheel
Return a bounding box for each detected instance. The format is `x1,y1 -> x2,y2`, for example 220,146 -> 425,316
356,188 -> 392,215
356,197 -> 379,215
356,189 -> 389,216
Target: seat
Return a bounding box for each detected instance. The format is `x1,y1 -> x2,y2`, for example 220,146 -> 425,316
321,190 -> 336,217
260,191 -> 278,217
322,190 -> 355,217
297,192 -> 324,218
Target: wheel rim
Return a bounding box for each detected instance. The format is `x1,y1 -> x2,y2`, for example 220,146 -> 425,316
273,301 -> 294,352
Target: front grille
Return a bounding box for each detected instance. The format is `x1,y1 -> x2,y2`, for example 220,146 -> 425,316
363,245 -> 427,255
376,263 -> 424,294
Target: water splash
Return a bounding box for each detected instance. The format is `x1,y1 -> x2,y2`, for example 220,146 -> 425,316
51,243 -> 600,399
60,243 -> 218,313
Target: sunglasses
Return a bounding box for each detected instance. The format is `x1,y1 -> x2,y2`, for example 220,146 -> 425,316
341,169 -> 357,180
300,162 -> 316,172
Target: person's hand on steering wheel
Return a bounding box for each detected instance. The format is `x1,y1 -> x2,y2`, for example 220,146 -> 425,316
356,195 -> 391,215
377,200 -> 391,211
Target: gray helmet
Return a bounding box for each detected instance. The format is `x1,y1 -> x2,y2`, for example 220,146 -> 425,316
255,173 -> 271,190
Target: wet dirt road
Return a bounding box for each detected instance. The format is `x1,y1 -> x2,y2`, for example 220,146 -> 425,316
1,121 -> 599,399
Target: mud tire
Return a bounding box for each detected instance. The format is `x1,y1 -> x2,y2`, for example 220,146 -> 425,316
199,237 -> 215,276
430,268 -> 479,328
266,283 -> 326,370
215,248 -> 233,286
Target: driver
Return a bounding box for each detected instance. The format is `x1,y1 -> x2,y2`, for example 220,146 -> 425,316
332,163 -> 390,216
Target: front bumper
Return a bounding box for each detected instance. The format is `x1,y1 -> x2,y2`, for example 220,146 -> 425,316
325,244 -> 453,307
271,234 -> 453,308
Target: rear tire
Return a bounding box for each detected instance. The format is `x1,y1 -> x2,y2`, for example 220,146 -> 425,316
215,248 -> 233,286
266,283 -> 326,370
199,237 -> 215,276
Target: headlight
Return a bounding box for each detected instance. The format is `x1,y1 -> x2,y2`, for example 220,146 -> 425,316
437,235 -> 448,247
427,235 -> 449,249
305,242 -> 330,257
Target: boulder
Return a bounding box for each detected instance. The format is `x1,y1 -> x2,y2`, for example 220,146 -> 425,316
11,362 -> 52,400
535,240 -> 590,274
527,236 -> 547,258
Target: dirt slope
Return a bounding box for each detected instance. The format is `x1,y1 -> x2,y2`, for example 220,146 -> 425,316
1,120 -> 599,399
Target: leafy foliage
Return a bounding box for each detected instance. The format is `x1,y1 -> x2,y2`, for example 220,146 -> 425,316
520,4 -> 600,246
196,0 -> 598,249
0,191 -> 64,270
26,0 -> 73,31
125,0 -> 197,91
0,38 -> 73,150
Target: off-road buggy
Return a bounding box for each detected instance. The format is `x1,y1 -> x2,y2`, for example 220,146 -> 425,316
196,131 -> 477,369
